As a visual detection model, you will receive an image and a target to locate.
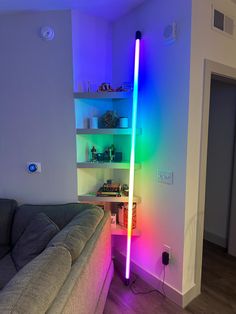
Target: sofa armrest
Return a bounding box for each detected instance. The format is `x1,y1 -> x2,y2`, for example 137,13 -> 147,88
0,246 -> 71,314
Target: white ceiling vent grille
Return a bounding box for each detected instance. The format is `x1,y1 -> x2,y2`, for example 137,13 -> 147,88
212,7 -> 234,37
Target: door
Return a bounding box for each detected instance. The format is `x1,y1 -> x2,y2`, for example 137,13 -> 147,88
204,78 -> 236,254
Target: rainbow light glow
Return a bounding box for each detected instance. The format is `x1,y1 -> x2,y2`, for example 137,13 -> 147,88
125,31 -> 141,282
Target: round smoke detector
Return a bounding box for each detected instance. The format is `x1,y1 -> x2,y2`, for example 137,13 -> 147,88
40,26 -> 55,41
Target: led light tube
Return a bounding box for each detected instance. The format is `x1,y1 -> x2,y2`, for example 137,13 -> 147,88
125,30 -> 141,285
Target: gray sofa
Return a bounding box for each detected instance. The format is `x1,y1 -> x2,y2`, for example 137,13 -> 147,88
0,199 -> 113,314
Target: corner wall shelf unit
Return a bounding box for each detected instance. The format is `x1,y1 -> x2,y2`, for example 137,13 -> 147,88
76,128 -> 141,135
74,89 -> 141,237
74,91 -> 132,99
77,162 -> 141,170
78,194 -> 141,204
111,224 -> 141,236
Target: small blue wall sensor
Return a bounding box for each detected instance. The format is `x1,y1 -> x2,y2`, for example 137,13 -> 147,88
28,163 -> 37,173
27,162 -> 41,174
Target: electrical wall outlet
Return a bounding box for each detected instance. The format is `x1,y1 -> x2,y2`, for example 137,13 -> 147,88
163,244 -> 171,260
157,170 -> 173,185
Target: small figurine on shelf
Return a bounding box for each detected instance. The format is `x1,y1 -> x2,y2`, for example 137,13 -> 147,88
100,111 -> 119,128
98,82 -> 113,92
122,184 -> 129,196
96,181 -> 122,197
97,82 -> 132,92
111,214 -> 117,228
91,146 -> 97,162
108,144 -> 115,162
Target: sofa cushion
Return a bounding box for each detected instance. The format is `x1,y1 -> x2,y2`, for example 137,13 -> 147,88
11,203 -> 99,246
0,246 -> 72,314
48,207 -> 104,262
0,199 -> 17,258
0,254 -> 17,290
12,212 -> 59,270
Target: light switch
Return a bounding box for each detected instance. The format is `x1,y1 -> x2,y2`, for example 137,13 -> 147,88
157,170 -> 173,185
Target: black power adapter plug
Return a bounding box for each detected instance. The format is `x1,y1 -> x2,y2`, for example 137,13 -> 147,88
162,251 -> 170,266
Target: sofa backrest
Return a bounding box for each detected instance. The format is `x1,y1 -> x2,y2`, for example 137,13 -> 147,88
48,207 -> 104,263
0,199 -> 17,258
11,203 -> 99,246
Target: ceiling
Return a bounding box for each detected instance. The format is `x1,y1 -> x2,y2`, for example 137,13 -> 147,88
0,0 -> 146,21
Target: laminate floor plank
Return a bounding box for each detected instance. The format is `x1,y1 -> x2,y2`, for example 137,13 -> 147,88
104,241 -> 236,314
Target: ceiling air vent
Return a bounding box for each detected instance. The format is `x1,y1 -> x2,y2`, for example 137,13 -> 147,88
212,8 -> 234,37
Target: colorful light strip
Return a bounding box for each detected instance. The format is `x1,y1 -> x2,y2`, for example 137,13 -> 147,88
125,31 -> 141,284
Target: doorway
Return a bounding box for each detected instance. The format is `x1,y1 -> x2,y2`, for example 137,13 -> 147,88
204,77 -> 236,254
195,60 -> 236,295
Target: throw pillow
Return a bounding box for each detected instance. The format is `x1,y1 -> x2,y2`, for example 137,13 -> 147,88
11,212 -> 59,271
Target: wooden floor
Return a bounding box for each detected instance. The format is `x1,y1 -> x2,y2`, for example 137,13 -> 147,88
104,241 -> 236,313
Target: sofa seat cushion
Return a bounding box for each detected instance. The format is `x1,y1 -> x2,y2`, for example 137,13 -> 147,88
0,254 -> 17,289
0,246 -> 72,314
12,212 -> 59,270
48,207 -> 104,262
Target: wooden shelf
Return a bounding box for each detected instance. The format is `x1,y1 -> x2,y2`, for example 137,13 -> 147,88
78,193 -> 141,203
76,128 -> 142,135
77,162 -> 141,170
74,91 -> 132,99
111,224 -> 141,236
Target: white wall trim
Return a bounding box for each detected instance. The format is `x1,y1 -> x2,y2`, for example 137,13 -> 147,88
113,249 -> 198,308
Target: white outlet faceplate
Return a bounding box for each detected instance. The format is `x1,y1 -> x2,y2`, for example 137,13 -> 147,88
157,170 -> 173,185
163,244 -> 171,260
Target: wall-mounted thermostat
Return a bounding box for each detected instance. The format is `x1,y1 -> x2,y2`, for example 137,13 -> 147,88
27,162 -> 41,174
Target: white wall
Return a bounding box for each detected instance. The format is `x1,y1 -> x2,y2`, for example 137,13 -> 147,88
71,11 -> 113,198
204,79 -> 236,247
71,10 -> 112,92
0,11 -> 77,204
184,0 -> 236,293
112,0 -> 192,293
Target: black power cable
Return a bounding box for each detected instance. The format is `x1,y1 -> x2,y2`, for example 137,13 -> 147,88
129,265 -> 166,297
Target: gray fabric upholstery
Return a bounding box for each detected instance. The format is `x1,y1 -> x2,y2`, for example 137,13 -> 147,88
46,211 -> 111,314
95,261 -> 114,314
0,246 -> 72,314
0,199 -> 17,258
48,207 -> 104,262
11,203 -> 100,246
0,246 -> 10,260
0,202 -> 112,314
0,254 -> 17,290
12,213 -> 59,270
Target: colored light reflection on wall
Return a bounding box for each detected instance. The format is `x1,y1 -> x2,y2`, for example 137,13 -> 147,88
125,31 -> 141,284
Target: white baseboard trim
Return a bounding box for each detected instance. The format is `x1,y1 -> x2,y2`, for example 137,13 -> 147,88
204,231 -> 227,248
113,249 -> 199,308
182,284 -> 200,308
